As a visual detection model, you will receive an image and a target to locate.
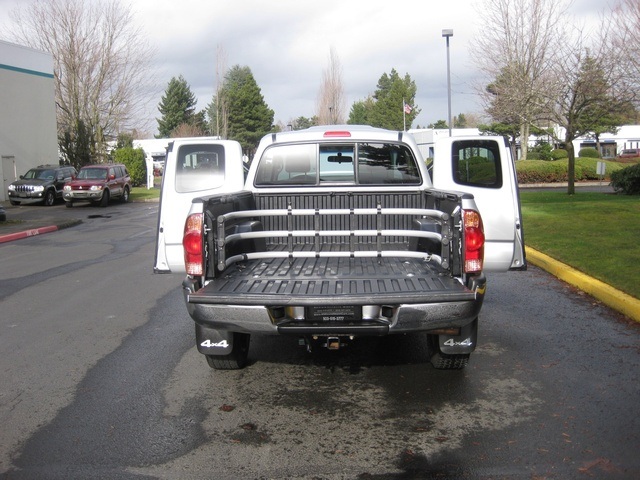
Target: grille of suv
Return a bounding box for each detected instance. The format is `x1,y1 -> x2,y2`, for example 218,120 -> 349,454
15,185 -> 36,192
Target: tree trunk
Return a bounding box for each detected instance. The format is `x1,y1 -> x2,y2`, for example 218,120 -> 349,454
565,139 -> 576,195
520,123 -> 530,161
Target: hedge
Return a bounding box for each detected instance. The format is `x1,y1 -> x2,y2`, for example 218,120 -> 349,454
515,157 -> 629,184
610,163 -> 640,195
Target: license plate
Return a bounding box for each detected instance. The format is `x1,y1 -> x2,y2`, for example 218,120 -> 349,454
308,305 -> 362,322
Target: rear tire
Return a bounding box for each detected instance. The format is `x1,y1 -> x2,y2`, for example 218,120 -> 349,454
205,333 -> 250,370
430,351 -> 470,370
121,186 -> 130,203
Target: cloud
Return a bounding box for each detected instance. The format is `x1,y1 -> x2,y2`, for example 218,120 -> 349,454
0,0 -> 608,133
133,0 -> 485,129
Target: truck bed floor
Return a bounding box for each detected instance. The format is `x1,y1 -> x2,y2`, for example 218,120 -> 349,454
190,256 -> 475,306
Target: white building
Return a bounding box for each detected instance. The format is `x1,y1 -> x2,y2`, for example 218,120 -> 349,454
0,40 -> 59,202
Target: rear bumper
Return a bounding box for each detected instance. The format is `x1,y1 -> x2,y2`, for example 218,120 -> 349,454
182,275 -> 486,336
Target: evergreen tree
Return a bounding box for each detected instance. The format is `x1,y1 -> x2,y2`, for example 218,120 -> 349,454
347,97 -> 374,125
292,116 -> 316,130
212,65 -> 274,155
156,75 -> 198,138
454,113 -> 467,128
59,119 -> 92,168
428,120 -> 449,129
347,69 -> 420,130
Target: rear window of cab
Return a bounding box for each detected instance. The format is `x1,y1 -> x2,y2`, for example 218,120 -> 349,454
254,142 -> 421,186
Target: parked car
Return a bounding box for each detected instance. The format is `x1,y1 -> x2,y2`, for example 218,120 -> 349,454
7,165 -> 77,206
617,148 -> 640,159
0,204 -> 6,222
63,164 -> 131,207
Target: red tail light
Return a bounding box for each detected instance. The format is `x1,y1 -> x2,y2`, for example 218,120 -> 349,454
183,213 -> 204,276
463,209 -> 485,273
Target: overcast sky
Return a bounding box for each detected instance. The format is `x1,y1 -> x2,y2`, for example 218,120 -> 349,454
0,0 -> 607,135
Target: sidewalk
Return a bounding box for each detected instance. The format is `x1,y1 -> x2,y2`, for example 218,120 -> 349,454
0,219 -> 81,243
0,200 -> 82,243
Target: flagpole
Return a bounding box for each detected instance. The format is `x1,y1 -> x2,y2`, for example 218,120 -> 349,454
403,98 -> 406,131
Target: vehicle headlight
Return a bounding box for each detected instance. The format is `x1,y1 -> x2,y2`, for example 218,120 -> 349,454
63,185 -> 71,191
33,186 -> 44,192
8,185 -> 15,191
90,185 -> 103,191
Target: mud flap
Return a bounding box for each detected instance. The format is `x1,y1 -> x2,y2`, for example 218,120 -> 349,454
195,324 -> 234,355
437,318 -> 478,355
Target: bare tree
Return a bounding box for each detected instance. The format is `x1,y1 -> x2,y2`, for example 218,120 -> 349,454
171,122 -> 205,138
211,44 -> 229,138
8,0 -> 153,163
609,0 -> 640,103
470,0 -> 567,160
315,47 -> 347,125
543,10 -> 637,194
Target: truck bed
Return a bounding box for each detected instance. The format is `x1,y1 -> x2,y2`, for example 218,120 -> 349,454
189,254 -> 474,306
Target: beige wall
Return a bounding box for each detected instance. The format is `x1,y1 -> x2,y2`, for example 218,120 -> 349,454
0,40 -> 58,201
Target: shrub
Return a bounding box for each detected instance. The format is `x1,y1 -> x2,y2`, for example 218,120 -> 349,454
551,149 -> 568,160
113,147 -> 146,186
530,142 -> 553,160
515,158 -> 625,184
610,163 -> 640,195
578,147 -> 599,158
516,160 -> 569,183
527,151 -> 541,160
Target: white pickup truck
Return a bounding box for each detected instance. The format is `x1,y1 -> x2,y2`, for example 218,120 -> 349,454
154,126 -> 525,370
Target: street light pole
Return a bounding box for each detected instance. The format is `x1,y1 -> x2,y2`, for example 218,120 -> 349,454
442,29 -> 453,137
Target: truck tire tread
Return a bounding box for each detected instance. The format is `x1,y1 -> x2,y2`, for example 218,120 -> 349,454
204,333 -> 250,370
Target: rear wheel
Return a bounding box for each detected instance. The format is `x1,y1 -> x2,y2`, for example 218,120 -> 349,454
100,190 -> 110,207
43,189 -> 56,206
121,186 -> 130,203
205,333 -> 250,370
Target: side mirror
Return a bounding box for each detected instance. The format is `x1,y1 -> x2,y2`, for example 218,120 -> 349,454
109,174 -> 116,180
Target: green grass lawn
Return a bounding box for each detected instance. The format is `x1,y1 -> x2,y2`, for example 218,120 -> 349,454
520,191 -> 640,299
130,186 -> 160,202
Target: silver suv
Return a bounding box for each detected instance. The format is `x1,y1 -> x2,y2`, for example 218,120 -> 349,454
7,165 -> 77,206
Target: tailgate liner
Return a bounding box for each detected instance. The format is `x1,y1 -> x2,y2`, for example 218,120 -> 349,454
189,256 -> 474,306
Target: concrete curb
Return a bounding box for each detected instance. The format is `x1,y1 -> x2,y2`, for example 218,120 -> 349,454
526,247 -> 640,323
0,220 -> 82,244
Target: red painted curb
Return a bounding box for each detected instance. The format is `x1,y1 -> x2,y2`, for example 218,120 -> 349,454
0,225 -> 59,244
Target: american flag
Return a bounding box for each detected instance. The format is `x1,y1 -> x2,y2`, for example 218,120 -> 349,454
404,103 -> 413,114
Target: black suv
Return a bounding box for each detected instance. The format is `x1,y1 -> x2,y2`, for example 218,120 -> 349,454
8,165 -> 77,206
